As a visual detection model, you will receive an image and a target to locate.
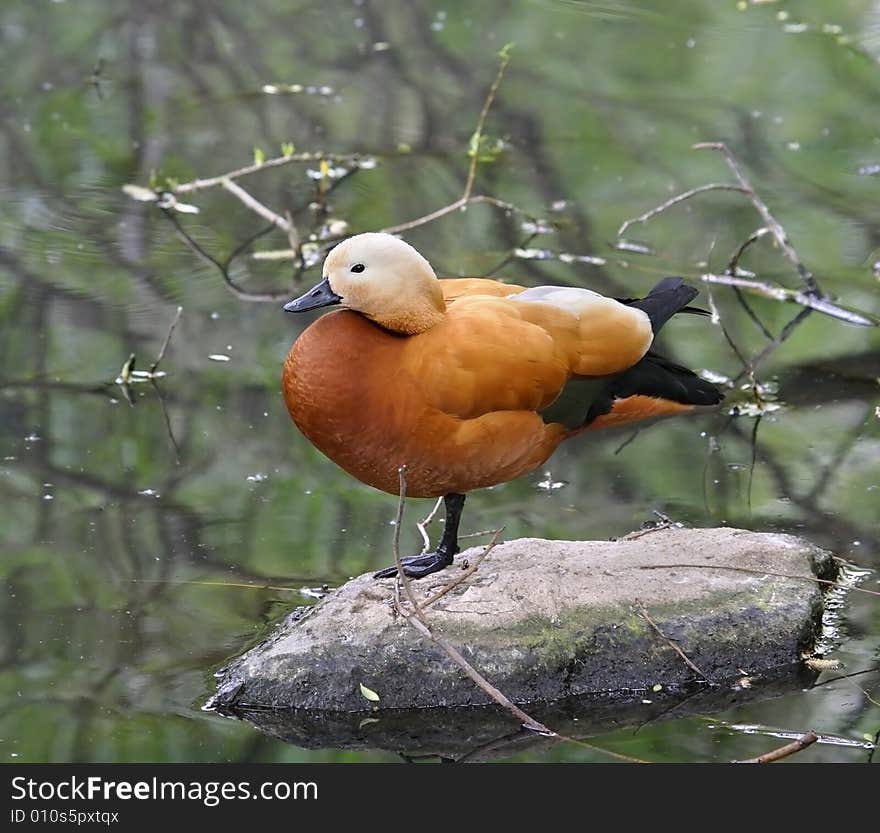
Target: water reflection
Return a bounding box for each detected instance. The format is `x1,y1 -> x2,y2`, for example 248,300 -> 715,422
1,0 -> 878,763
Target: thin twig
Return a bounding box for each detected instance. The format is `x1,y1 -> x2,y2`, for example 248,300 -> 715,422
706,288 -> 753,373
161,208 -> 290,302
693,142 -> 820,294
616,183 -> 749,239
419,527 -> 504,611
379,53 -> 538,237
702,273 -> 873,327
151,380 -> 181,464
391,466 -> 419,613
734,730 -> 819,763
634,599 -> 714,683
149,306 -> 183,374
171,151 -> 365,194
416,496 -> 444,555
221,178 -> 291,232
463,48 -> 513,201
391,467 -> 554,736
380,194 -> 531,236
731,286 -> 775,342
726,226 -> 772,276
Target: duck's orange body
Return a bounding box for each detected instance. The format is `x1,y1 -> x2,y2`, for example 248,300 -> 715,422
283,277 -> 661,498
281,233 -> 721,577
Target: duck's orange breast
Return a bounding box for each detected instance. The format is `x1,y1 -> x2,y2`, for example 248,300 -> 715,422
282,309 -> 568,498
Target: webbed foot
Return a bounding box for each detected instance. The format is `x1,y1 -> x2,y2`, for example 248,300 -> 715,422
373,550 -> 454,580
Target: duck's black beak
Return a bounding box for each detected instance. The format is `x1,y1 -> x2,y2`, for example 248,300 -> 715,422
283,277 -> 342,313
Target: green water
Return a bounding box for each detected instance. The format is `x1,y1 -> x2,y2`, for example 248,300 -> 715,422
1,0 -> 878,763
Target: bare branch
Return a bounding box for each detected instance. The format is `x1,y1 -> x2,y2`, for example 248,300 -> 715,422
693,141 -> 820,294
380,194 -> 532,236
702,274 -> 875,327
463,48 -> 514,201
726,226 -> 772,276
161,208 -> 290,302
170,151 -> 367,194
149,306 -> 183,374
732,307 -> 813,384
616,183 -> 749,239
221,178 -> 291,233
734,730 -> 819,763
419,527 -> 504,611
416,496 -> 444,555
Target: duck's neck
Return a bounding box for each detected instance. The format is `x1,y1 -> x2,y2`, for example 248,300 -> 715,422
369,304 -> 445,335
367,282 -> 447,335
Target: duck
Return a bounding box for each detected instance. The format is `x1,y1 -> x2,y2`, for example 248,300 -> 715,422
282,232 -> 722,578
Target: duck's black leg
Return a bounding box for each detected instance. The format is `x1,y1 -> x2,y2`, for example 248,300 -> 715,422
373,493 -> 466,579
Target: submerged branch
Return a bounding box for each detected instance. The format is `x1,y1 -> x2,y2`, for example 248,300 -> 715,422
734,731 -> 819,764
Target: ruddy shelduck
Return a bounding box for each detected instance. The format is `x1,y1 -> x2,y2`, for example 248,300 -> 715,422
283,233 -> 722,578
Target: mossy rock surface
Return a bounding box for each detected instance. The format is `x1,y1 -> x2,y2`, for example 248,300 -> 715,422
209,527 -> 834,712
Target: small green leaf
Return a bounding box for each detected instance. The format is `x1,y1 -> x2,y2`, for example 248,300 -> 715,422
119,353 -> 136,384
467,130 -> 481,159
497,42 -> 516,61
253,146 -> 265,165
281,141 -> 295,157
359,683 -> 380,702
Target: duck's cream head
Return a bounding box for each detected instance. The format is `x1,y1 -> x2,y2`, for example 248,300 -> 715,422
283,232 -> 446,335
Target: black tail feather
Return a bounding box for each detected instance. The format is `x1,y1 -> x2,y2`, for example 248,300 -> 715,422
619,277 -> 699,334
584,352 -> 723,426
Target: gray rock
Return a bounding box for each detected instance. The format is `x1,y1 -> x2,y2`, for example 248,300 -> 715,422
209,527 -> 834,714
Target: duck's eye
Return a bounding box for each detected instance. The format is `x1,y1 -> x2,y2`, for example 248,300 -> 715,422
350,263 -> 366,274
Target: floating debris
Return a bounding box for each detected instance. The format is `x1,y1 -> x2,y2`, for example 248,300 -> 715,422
730,400 -> 782,417
261,83 -> 334,96
699,368 -> 733,386
557,252 -> 607,266
246,473 -> 268,483
614,239 -> 654,255
536,470 -> 566,491
300,585 -> 330,601
514,247 -> 606,266
208,354 -> 231,363
514,247 -> 554,260
521,219 -> 553,235
138,488 -> 160,498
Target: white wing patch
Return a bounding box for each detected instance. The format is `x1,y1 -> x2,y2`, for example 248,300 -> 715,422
511,286 -> 608,318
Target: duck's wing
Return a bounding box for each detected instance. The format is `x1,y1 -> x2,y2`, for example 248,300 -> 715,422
440,278 -> 525,303
402,290 -> 652,421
